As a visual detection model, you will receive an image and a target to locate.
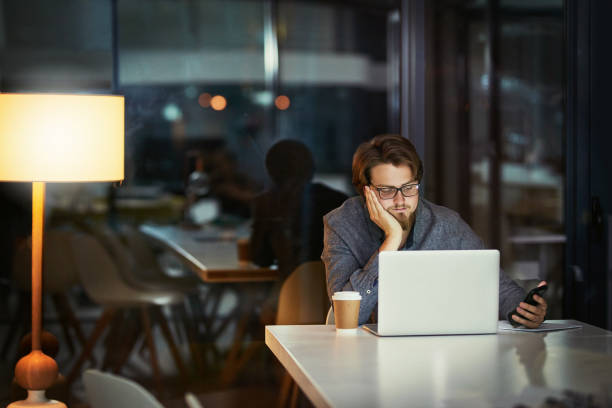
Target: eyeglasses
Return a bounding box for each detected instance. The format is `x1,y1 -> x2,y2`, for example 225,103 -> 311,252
372,182 -> 420,199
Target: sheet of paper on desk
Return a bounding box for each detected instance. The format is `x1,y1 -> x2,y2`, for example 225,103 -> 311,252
497,320 -> 582,332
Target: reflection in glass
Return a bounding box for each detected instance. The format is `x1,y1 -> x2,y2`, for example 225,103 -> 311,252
118,0 -> 396,204
427,0 -> 564,317
377,336 -> 500,406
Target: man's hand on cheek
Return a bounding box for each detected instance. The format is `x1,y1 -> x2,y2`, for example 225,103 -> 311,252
364,186 -> 402,237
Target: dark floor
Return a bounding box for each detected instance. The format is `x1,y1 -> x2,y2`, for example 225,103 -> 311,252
0,284 -> 290,407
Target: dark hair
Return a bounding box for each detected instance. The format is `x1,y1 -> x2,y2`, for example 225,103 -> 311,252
266,139 -> 314,187
352,134 -> 423,197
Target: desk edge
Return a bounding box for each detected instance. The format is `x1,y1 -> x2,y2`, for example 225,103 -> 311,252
265,326 -> 333,408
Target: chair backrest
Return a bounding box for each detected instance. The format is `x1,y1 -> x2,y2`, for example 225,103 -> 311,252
121,225 -> 159,267
70,232 -> 141,305
276,260 -> 329,325
83,369 -> 165,408
325,306 -> 335,325
185,392 -> 205,408
12,230 -> 79,293
90,225 -> 143,287
119,225 -> 169,281
71,232 -> 184,307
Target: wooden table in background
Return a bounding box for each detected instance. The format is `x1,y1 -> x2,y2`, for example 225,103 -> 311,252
140,224 -> 278,282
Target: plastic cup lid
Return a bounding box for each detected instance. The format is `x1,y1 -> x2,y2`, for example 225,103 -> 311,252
332,291 -> 362,301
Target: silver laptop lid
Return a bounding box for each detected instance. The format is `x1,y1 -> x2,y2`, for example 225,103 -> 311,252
377,250 -> 499,336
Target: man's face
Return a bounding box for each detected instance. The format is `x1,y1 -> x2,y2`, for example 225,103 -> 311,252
369,163 -> 419,229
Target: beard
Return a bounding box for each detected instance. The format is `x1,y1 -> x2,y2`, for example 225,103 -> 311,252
386,205 -> 415,231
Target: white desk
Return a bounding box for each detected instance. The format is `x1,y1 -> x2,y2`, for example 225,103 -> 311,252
266,322 -> 612,408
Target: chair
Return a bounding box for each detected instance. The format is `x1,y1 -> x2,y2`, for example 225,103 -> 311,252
276,261 -> 329,408
117,224 -> 209,374
117,224 -> 201,292
326,306 -> 335,325
276,261 -> 329,325
3,230 -> 88,360
66,232 -> 188,394
83,369 -> 165,408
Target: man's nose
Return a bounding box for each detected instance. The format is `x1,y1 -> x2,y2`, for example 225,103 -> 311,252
392,191 -> 406,205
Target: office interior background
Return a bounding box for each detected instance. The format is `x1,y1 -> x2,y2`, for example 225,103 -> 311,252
0,0 -> 611,406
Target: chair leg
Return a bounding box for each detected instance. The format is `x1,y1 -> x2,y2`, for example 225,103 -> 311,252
51,294 -> 76,354
1,292 -> 27,359
218,284 -> 263,387
179,295 -> 204,374
152,306 -> 189,383
141,305 -> 163,396
105,310 -> 141,373
218,310 -> 250,386
289,381 -> 299,408
169,303 -> 186,344
52,292 -> 94,364
278,372 -> 293,408
226,341 -> 263,383
66,308 -> 116,385
101,309 -> 130,371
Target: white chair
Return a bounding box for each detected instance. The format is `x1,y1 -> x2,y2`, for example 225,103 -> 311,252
67,232 -> 188,393
117,225 -> 201,292
325,306 -> 335,325
185,392 -> 205,408
83,369 -> 165,408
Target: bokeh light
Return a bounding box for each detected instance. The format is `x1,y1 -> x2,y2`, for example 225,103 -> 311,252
198,93 -> 212,108
211,95 -> 227,111
275,95 -> 290,110
162,103 -> 182,121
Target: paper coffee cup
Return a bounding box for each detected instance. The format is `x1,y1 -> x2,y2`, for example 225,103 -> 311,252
332,291 -> 361,331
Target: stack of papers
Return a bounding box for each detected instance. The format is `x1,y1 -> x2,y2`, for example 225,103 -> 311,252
497,320 -> 582,332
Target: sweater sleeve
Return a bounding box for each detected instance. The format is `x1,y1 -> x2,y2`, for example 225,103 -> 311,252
455,214 -> 526,319
498,268 -> 526,320
322,219 -> 379,325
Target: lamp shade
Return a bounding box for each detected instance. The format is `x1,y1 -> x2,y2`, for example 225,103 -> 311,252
0,93 -> 124,182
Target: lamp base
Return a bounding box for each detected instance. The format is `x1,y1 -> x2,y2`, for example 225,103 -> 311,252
7,390 -> 67,408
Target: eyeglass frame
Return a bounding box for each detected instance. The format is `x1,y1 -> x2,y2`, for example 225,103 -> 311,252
371,182 -> 420,200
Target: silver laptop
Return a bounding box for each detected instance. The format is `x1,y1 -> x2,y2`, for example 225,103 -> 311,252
363,250 -> 499,336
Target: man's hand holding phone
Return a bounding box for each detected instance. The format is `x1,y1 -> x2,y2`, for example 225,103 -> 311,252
508,281 -> 548,328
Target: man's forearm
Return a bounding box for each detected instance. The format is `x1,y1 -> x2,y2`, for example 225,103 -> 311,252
324,256 -> 379,324
379,232 -> 402,252
323,221 -> 381,324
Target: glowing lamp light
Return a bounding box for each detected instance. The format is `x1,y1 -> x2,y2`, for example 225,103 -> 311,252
0,93 -> 124,408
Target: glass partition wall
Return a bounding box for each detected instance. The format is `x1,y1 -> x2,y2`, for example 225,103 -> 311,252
1,0 -> 401,405
118,0 -> 398,207
0,0 -> 569,405
116,0 -> 401,394
427,0 -> 565,318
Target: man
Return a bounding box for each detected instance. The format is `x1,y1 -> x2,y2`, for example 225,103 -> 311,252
252,139 -> 347,280
322,134 -> 547,328
251,139 -> 347,323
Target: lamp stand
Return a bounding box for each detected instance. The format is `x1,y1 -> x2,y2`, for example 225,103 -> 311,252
9,182 -> 67,408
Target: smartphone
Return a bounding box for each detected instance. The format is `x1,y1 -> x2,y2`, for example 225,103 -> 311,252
507,284 -> 548,326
